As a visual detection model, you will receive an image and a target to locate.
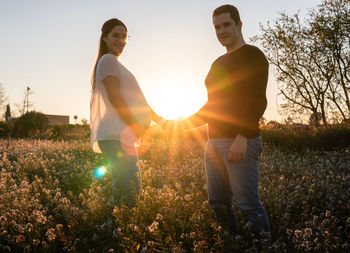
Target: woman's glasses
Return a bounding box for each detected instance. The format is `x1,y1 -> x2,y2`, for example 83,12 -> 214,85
112,33 -> 130,42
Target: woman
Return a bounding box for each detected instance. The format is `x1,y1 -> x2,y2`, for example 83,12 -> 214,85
90,18 -> 160,205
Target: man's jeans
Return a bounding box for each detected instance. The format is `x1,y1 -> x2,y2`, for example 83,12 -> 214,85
205,136 -> 270,238
98,140 -> 140,206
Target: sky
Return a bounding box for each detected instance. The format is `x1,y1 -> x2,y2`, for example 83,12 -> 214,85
0,0 -> 323,123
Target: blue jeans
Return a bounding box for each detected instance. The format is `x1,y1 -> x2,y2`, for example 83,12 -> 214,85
98,140 -> 140,206
205,137 -> 270,238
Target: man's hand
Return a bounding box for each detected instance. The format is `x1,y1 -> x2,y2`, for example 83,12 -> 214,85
228,134 -> 248,162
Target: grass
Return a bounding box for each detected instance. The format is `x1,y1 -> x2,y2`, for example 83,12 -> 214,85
0,127 -> 349,252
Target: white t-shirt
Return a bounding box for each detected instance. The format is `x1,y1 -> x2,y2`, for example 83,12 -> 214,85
90,54 -> 151,153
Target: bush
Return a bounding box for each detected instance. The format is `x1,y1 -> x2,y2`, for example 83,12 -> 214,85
261,124 -> 350,150
0,121 -> 10,138
11,111 -> 49,138
49,124 -> 90,140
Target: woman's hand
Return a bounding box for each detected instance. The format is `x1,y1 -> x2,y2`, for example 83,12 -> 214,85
130,123 -> 147,138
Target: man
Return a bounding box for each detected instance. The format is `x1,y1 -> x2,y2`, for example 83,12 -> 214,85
164,4 -> 270,238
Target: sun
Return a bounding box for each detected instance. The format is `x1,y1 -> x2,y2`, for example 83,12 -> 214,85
146,77 -> 207,120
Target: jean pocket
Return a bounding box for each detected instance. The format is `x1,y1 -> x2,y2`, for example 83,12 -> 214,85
246,138 -> 262,160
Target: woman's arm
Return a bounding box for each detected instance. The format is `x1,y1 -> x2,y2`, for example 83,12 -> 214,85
103,75 -> 146,137
148,105 -> 164,124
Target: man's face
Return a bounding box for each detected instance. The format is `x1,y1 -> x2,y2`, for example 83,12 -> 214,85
213,13 -> 241,48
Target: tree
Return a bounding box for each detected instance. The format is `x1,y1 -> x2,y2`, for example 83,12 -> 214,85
5,104 -> 11,122
81,118 -> 88,125
15,87 -> 34,116
309,0 -> 350,123
0,83 -> 7,116
253,0 -> 350,126
259,116 -> 266,127
11,111 -> 49,138
284,117 -> 294,126
309,112 -> 322,127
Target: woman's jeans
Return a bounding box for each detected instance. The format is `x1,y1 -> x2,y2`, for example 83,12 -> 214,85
98,140 -> 140,206
205,136 -> 270,238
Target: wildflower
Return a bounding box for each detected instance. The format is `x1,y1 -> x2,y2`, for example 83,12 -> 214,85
184,194 -> 191,201
147,241 -> 155,246
156,213 -> 163,221
295,230 -> 302,238
175,182 -> 181,190
17,224 -> 25,234
33,210 -> 47,224
32,239 -> 40,246
304,228 -> 312,236
194,240 -> 207,251
15,235 -> 25,243
46,228 -> 56,241
148,221 -> 159,233
56,224 -> 63,230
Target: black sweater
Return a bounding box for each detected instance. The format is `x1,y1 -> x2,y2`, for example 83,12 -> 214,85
194,44 -> 268,139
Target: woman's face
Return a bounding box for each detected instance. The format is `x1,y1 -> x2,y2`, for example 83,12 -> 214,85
103,25 -> 128,57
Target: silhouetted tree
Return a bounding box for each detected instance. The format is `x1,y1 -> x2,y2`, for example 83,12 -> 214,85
253,0 -> 350,125
15,87 -> 34,116
309,112 -> 322,127
11,111 -> 48,138
81,118 -> 88,125
0,83 -> 7,116
259,116 -> 266,127
5,104 -> 11,122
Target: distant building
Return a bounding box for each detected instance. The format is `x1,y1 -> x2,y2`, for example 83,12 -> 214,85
45,114 -> 69,125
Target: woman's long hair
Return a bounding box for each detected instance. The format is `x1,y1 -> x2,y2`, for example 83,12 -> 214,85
91,18 -> 127,91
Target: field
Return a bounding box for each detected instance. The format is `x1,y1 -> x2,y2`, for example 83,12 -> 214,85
0,127 -> 349,252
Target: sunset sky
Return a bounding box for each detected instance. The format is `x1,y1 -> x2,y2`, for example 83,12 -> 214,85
0,0 -> 323,123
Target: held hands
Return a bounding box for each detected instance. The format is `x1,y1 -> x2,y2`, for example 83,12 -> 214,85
148,105 -> 187,132
149,107 -> 176,130
228,135 -> 248,162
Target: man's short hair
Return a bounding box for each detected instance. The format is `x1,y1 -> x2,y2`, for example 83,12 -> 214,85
213,4 -> 241,25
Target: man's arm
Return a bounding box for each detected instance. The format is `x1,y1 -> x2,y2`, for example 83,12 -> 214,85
161,102 -> 209,131
103,75 -> 146,137
182,102 -> 210,129
229,52 -> 268,162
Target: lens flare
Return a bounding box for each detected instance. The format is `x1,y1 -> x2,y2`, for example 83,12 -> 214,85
93,166 -> 107,179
